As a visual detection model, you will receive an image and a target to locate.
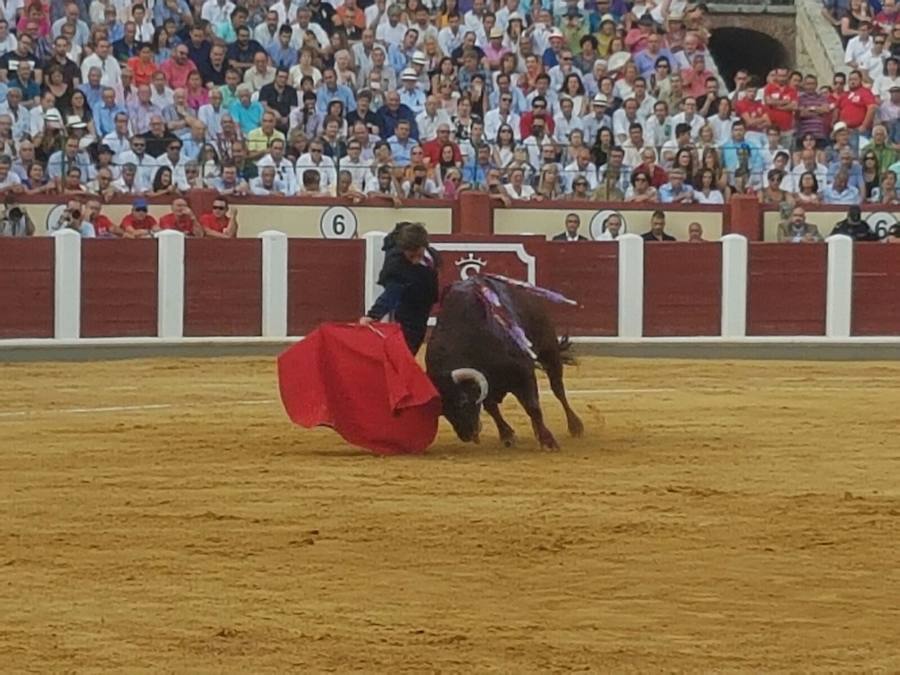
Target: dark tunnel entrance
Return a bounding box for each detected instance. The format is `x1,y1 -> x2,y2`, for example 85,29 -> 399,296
709,27 -> 791,90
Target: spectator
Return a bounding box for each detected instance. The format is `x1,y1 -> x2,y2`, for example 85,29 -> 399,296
210,163 -> 249,195
158,196 -> 203,236
119,198 -> 157,237
687,222 -> 706,243
596,212 -> 623,240
642,210 -> 676,242
659,167 -> 694,204
249,164 -> 287,195
402,163 -> 439,199
298,168 -> 331,197
552,212 -> 587,241
823,169 -> 862,205
54,198 -> 95,237
778,206 -> 823,242
229,84 -> 263,134
626,170 -> 658,202
0,199 -> 35,236
200,197 -> 239,237
160,42 -> 197,89
831,205 -> 876,240
505,166 -> 537,200
836,69 -> 878,151
84,198 -> 119,237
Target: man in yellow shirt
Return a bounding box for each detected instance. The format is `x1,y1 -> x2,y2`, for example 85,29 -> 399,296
246,110 -> 285,159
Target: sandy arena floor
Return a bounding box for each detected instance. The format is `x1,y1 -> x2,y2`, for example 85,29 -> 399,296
1,355 -> 899,673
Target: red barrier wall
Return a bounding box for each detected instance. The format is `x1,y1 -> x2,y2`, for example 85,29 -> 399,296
81,240 -> 158,338
184,239 -> 262,336
747,244 -> 827,336
643,243 -> 722,336
0,238 -> 54,338
287,239 -> 365,334
852,245 -> 900,336
535,241 -> 618,336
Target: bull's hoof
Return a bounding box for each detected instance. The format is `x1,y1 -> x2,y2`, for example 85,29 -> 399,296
501,433 -> 517,448
568,417 -> 585,438
538,431 -> 560,451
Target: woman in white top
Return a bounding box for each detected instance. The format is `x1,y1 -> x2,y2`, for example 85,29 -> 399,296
289,48 -> 322,89
491,124 -> 516,169
694,169 -> 725,204
874,57 -> 900,100
504,166 -> 538,200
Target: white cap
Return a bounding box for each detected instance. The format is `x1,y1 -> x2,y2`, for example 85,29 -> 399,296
411,50 -> 427,64
489,26 -> 504,39
401,67 -> 418,81
66,115 -> 87,129
592,93 -> 608,105
549,27 -> 564,40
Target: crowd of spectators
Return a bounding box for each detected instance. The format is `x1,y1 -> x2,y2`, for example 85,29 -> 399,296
3,0 -> 900,238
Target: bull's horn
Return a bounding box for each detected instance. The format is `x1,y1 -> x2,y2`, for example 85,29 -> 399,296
450,368 -> 488,404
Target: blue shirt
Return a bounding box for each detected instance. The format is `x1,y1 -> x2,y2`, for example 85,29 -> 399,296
398,87 -> 426,116
377,104 -> 418,140
315,84 -> 356,115
388,44 -> 414,74
388,136 -> 415,166
228,100 -> 263,134
823,185 -> 861,205
79,83 -> 104,110
659,183 -> 694,203
95,103 -> 126,137
462,162 -> 489,185
827,160 -> 865,195
266,41 -> 297,70
721,138 -> 765,176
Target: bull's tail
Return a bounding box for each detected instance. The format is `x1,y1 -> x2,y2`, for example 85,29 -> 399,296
558,335 -> 577,366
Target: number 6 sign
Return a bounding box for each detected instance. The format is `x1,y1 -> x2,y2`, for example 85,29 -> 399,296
320,205 -> 358,239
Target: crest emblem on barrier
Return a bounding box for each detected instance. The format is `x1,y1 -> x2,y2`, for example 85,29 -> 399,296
454,253 -> 487,279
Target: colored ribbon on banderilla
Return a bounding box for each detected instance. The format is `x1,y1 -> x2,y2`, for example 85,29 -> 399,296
469,274 -> 579,360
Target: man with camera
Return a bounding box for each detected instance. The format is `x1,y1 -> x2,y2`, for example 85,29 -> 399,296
50,198 -> 96,237
0,199 -> 35,237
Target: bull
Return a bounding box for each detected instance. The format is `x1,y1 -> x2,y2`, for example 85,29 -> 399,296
425,277 -> 584,450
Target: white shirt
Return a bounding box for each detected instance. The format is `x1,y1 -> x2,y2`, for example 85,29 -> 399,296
670,112 -> 705,141
694,189 -> 724,204
150,85 -> 174,110
116,150 -> 158,187
290,22 -> 329,51
295,153 -> 336,188
845,34 -> 874,67
553,112 -> 584,145
257,154 -> 297,193
197,103 -> 225,141
415,108 -> 452,141
81,53 -> 122,89
200,0 -> 235,25
101,131 -> 132,160
374,20 -> 407,47
504,182 -> 535,200
484,109 -> 522,142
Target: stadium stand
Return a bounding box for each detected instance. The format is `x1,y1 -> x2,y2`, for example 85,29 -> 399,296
1,0 -> 900,239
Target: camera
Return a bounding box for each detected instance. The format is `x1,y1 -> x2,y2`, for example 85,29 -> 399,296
8,207 -> 23,220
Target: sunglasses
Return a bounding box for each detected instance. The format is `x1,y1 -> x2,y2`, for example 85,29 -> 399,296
212,205 -> 227,210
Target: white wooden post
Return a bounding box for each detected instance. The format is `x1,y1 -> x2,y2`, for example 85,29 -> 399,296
364,231 -> 387,313
259,230 -> 288,337
53,228 -> 81,340
720,234 -> 748,338
617,233 -> 644,338
156,230 -> 185,339
826,234 -> 854,338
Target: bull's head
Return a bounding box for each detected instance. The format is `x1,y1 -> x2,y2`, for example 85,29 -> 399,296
434,368 -> 489,443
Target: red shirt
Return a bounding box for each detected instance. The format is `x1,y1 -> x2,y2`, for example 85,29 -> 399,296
199,212 -> 228,233
735,97 -> 768,132
519,111 -> 555,138
91,214 -> 116,237
838,86 -> 877,129
159,212 -> 197,235
763,83 -> 798,131
421,138 -> 462,166
120,213 -> 157,232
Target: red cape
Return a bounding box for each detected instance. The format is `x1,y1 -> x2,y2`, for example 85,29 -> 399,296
277,323 -> 442,455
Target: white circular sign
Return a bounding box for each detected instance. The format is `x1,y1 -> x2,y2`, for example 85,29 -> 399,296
320,205 -> 358,239
865,211 -> 897,240
45,203 -> 68,233
589,210 -> 628,240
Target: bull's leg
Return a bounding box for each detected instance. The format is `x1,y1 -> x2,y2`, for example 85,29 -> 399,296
540,351 -> 584,438
484,400 -> 517,447
513,376 -> 559,450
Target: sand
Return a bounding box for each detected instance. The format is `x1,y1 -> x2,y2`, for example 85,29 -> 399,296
1,356 -> 898,673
